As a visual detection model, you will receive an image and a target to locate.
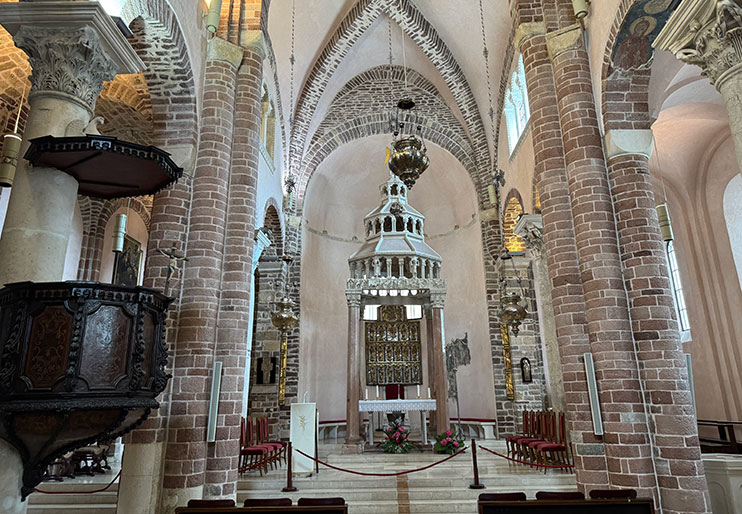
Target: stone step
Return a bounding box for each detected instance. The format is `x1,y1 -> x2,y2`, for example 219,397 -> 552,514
28,491 -> 118,505
27,504 -> 116,514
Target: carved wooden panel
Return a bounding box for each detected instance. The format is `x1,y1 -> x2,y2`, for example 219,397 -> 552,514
25,305 -> 73,389
79,305 -> 131,390
365,306 -> 422,386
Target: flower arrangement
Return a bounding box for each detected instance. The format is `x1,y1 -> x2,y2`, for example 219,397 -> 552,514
381,420 -> 414,454
434,427 -> 465,454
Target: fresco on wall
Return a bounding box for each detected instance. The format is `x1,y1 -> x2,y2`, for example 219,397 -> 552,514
611,0 -> 682,70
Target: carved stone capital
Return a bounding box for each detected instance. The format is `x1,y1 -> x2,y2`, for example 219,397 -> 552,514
15,26 -> 118,114
546,24 -> 584,62
655,0 -> 742,86
513,214 -> 544,258
430,291 -> 446,309
346,291 -> 362,308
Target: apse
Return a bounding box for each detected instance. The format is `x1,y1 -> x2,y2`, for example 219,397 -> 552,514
300,133 -> 493,422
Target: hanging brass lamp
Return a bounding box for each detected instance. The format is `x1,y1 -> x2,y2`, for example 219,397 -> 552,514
501,291 -> 527,336
387,98 -> 429,189
271,295 -> 298,405
656,203 -> 673,242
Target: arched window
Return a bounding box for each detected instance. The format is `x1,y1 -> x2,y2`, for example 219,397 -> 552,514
504,54 -> 530,155
724,174 -> 742,290
667,241 -> 690,332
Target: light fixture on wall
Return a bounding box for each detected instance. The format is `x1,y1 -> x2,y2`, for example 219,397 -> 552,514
112,198 -> 131,253
205,0 -> 223,33
572,0 -> 590,19
0,86 -> 26,187
657,204 -> 673,242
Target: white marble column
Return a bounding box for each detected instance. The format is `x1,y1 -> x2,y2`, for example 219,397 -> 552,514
656,0 -> 742,174
0,6 -> 140,512
0,25 -> 122,285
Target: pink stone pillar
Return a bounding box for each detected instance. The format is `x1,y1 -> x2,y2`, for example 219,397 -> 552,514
429,294 -> 449,434
345,292 -> 363,447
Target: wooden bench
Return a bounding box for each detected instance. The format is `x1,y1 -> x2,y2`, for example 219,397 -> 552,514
698,419 -> 740,454
478,498 -> 654,514
175,506 -> 347,514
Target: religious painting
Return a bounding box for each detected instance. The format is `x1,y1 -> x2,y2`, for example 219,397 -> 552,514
112,235 -> 142,287
610,0 -> 681,71
365,306 -> 422,385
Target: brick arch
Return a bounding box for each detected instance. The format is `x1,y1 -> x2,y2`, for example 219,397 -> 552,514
96,72 -> 153,145
289,0 -> 491,208
261,202 -> 283,259
77,195 -> 153,281
121,0 -> 199,156
600,0 -> 679,131
503,189 -> 525,253
297,66 -> 476,203
0,25 -> 31,134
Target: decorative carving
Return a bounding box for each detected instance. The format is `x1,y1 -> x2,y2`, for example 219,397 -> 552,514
14,26 -> 118,113
513,214 -> 544,258
346,291 -> 362,307
0,281 -> 172,498
346,276 -> 447,291
365,314 -> 422,386
26,306 -> 73,389
656,0 -> 742,85
430,291 -> 446,309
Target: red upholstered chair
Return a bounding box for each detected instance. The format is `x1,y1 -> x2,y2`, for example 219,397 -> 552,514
187,499 -> 236,507
478,492 -> 527,501
589,488 -> 638,499
297,497 -> 346,505
240,417 -> 272,475
243,498 -> 292,506
535,491 -> 585,500
256,417 -> 286,465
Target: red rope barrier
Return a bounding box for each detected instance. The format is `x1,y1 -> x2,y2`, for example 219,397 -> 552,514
34,470 -> 121,495
477,444 -> 574,469
294,446 -> 468,477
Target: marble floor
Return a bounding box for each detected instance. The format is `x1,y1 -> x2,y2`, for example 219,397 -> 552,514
26,439 -> 577,513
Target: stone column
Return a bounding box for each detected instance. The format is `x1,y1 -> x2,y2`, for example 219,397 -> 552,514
0,25 -> 120,285
206,34 -> 260,501
516,21 -> 609,491
158,37 -> 242,513
655,0 -> 742,174
0,14 -> 136,512
546,24 -> 656,496
604,129 -> 711,514
429,292 -> 449,434
344,291 -> 363,451
242,228 -> 272,417
514,214 -> 565,413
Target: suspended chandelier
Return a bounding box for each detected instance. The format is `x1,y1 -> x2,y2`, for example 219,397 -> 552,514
384,18 -> 429,189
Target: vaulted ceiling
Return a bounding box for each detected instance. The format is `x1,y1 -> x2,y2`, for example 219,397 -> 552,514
266,0 -> 512,205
